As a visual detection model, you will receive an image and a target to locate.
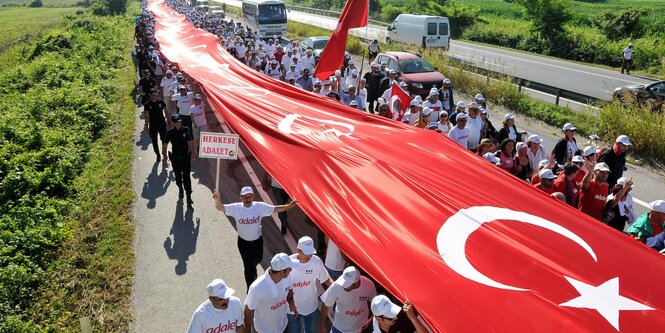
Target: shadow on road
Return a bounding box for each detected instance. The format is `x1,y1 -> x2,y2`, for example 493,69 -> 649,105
136,126 -> 151,151
164,202 -> 200,275
141,161 -> 171,209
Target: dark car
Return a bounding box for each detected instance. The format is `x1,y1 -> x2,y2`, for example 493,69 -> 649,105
301,36 -> 350,69
373,51 -> 446,97
613,80 -> 665,109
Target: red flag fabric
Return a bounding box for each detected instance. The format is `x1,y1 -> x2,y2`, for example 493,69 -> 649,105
314,0 -> 368,80
389,81 -> 411,122
149,2 -> 665,332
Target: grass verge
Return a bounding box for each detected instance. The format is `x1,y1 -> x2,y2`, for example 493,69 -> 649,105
0,8 -> 137,332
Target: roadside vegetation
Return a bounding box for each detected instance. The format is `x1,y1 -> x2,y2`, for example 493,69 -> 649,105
288,20 -> 665,165
0,3 -> 136,332
285,0 -> 665,77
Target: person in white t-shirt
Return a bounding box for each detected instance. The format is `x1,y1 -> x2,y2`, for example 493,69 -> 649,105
189,94 -> 207,152
400,101 -> 423,126
324,239 -> 346,281
187,279 -> 245,333
160,70 -> 175,114
319,266 -> 377,333
287,237 -> 333,333
172,85 -> 194,129
621,43 -> 633,74
245,253 -> 298,333
213,186 -> 298,289
362,296 -> 427,333
422,88 -> 443,125
465,102 -> 484,150
448,113 -> 469,148
426,110 -> 451,135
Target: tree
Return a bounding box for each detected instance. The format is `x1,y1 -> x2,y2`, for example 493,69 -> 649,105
515,0 -> 572,40
418,0 -> 482,38
594,8 -> 647,40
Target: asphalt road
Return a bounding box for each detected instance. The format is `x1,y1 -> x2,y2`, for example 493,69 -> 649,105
222,0 -> 656,101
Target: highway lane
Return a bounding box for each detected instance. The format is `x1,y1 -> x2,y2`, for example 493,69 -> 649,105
222,0 -> 656,101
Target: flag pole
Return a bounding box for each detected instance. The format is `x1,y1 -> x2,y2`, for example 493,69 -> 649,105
356,0 -> 369,97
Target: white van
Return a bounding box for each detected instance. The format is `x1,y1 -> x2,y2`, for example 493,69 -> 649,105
386,14 -> 450,49
196,0 -> 209,11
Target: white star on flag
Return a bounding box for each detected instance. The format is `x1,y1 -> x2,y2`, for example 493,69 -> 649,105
559,276 -> 653,331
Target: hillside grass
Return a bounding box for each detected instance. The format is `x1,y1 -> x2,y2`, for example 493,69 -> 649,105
0,0 -> 80,7
0,7 -> 79,54
0,6 -> 137,332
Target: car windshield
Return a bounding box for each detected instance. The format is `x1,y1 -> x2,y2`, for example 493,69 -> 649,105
313,40 -> 328,50
398,59 -> 435,74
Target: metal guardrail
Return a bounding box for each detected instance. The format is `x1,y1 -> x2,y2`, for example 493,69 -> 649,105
285,4 -> 389,27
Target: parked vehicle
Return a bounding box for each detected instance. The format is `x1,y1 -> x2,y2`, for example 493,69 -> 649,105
209,6 -> 225,18
373,51 -> 446,97
195,0 -> 208,11
242,0 -> 287,39
613,80 -> 665,110
386,14 -> 450,50
299,36 -> 350,69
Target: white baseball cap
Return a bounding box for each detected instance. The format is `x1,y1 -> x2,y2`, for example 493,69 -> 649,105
349,100 -> 359,107
516,142 -> 527,150
539,169 -> 557,180
443,78 -> 451,84
377,97 -> 386,105
649,200 -> 665,213
337,266 -> 360,288
207,279 -> 235,299
528,134 -> 543,144
409,99 -> 420,107
562,123 -> 577,131
399,81 -> 408,87
483,153 -> 500,164
503,113 -> 515,121
594,162 -> 611,172
194,93 -> 202,99
617,177 -> 630,186
240,186 -> 254,196
474,93 -> 484,101
616,135 -> 632,146
572,155 -> 584,163
583,146 -> 596,156
370,295 -> 401,318
456,113 -> 467,121
271,253 -> 299,271
538,159 -> 549,168
348,60 -> 355,65
352,69 -> 359,75
456,101 -> 466,109
429,88 -> 438,96
297,236 -> 316,255
467,102 -> 480,109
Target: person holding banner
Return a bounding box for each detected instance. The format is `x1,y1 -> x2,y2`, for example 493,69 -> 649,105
213,186 -> 298,289
165,114 -> 195,205
189,94 -> 207,154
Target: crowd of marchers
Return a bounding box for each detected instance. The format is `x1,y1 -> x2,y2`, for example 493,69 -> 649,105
134,1 -> 665,332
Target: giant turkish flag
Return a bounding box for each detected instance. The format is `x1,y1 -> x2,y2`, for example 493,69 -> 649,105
148,2 -> 665,332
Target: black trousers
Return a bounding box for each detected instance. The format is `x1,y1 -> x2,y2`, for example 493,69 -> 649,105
238,236 -> 264,289
170,153 -> 192,194
272,186 -> 291,230
149,122 -> 166,157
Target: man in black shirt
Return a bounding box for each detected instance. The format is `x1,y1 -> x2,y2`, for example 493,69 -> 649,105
143,88 -> 169,163
165,114 -> 195,205
138,70 -> 157,106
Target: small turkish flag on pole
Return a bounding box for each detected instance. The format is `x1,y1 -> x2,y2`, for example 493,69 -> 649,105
390,81 -> 412,122
314,0 -> 368,81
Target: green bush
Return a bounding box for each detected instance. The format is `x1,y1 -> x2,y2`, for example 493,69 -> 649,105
0,12 -> 135,330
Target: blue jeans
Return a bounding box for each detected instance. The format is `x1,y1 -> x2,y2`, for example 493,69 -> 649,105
287,309 -> 319,333
327,267 -> 343,281
330,326 -> 343,333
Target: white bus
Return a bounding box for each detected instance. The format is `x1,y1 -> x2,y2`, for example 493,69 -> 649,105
241,0 -> 287,39
386,14 -> 450,49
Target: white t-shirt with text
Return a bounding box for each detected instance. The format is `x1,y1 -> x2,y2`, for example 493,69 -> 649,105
172,92 -> 194,115
186,297 -> 244,333
245,270 -> 292,333
223,202 -> 275,241
288,254 -> 330,316
190,104 -> 207,127
448,126 -> 469,148
320,277 -> 377,333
